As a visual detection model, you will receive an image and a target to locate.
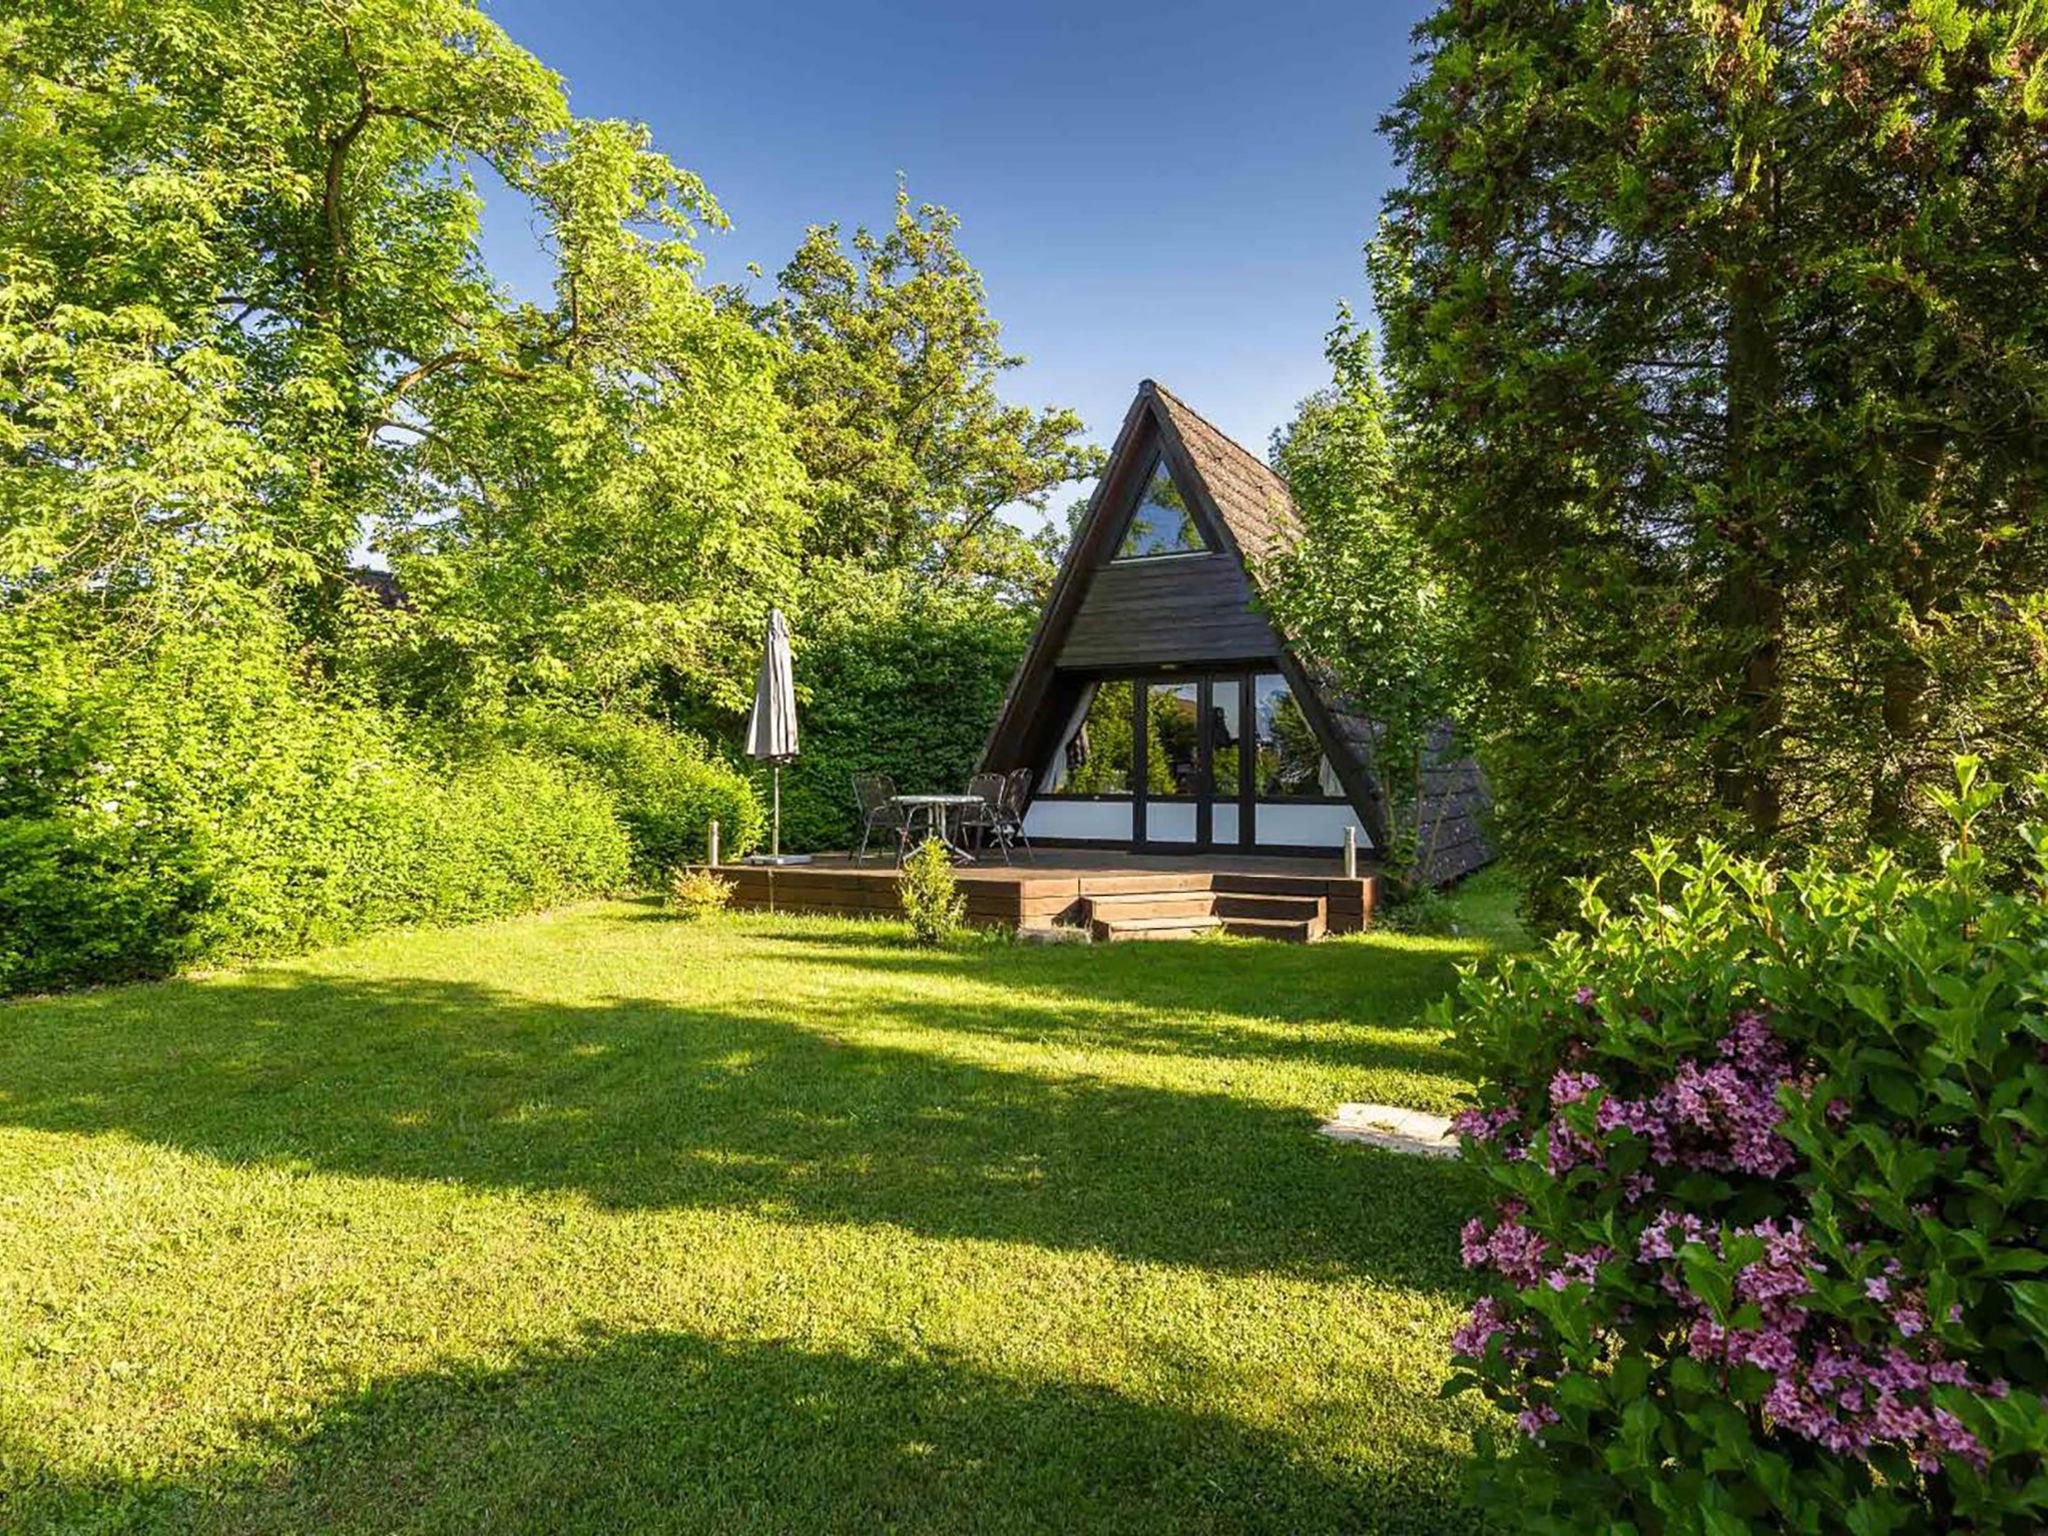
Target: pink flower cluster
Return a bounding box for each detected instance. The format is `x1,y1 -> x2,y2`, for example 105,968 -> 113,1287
1592,1009 -> 1800,1177
1452,1004 -> 2008,1475
1461,1202 -> 1547,1288
1636,1216 -> 1997,1472
1448,1103 -> 1520,1142
1460,1203 -> 1613,1297
1452,1009 -> 1801,1178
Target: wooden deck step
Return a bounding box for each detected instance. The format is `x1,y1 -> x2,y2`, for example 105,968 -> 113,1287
1211,893 -> 1325,922
1072,873 -> 1217,896
1090,913 -> 1223,943
1218,914 -> 1324,943
1083,891 -> 1216,921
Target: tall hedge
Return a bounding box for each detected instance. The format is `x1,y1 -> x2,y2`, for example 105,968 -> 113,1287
508,708 -> 763,877
1440,762 -> 2047,1532
0,616 -> 631,995
760,588 -> 1030,854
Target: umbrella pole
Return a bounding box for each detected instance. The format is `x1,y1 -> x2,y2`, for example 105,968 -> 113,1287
772,763 -> 781,858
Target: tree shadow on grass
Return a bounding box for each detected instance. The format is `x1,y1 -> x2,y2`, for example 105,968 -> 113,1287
8,1325 -> 1480,1534
747,922 -> 1483,1081
0,972 -> 1476,1288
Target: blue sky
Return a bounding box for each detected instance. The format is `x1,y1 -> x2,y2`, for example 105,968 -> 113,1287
476,0 -> 1432,518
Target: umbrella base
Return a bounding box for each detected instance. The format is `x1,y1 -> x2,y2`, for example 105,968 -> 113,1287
741,853 -> 814,866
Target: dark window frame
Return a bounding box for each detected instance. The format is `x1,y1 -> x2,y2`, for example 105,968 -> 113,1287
1109,450 -> 1212,563
1035,667 -> 1352,822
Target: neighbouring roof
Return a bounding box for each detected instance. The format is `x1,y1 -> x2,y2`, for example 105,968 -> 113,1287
345,566 -> 409,611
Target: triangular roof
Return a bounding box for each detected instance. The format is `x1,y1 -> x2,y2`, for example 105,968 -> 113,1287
978,381 -> 1385,841
978,379 -> 1494,881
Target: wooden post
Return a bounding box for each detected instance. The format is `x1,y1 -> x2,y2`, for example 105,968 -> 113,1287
1343,824 -> 1358,880
708,818 -> 721,869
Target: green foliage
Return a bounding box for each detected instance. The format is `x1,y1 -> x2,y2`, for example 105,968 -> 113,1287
1377,0 -> 2048,921
1264,310 -> 1477,885
666,866 -> 733,922
508,708 -> 762,878
754,185 -> 1103,597
1372,885 -> 1461,938
1,0 -> 1085,986
0,611 -> 629,994
897,837 -> 965,947
4,0 -> 808,717
1440,762 -> 2048,1532
758,575 -> 1030,853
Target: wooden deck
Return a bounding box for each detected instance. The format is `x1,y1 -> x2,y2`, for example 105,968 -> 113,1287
692,850 -> 1376,940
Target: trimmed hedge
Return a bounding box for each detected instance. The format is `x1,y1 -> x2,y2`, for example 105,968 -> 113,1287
0,617 -> 631,995
1440,762 -> 2048,1533
508,708 -> 763,878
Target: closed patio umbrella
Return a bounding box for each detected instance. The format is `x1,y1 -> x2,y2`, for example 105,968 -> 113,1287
744,607 -> 810,865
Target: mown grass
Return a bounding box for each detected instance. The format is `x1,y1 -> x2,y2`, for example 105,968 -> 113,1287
0,874 -> 1525,1533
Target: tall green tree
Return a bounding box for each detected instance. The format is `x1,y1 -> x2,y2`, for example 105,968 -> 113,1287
1264,308 -> 1475,885
3,0 -> 806,712
1375,0 -> 2048,909
754,186 -> 1103,597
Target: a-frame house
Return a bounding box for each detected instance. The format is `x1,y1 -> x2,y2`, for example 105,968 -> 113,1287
979,380 -> 1491,882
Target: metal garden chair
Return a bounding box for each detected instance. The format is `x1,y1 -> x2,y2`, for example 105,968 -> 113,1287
962,771 -> 1013,863
999,767 -> 1035,862
851,773 -> 911,865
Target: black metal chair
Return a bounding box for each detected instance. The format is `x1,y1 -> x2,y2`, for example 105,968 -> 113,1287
852,773 -> 910,865
961,771 -> 1012,864
1000,767 -> 1035,862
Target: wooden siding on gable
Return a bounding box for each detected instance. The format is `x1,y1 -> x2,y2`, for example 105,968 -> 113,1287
1056,553 -> 1279,669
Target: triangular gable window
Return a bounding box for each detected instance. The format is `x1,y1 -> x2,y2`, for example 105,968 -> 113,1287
1114,453 -> 1209,560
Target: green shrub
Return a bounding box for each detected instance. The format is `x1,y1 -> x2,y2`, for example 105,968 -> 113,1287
1439,760 -> 2048,1533
667,866 -> 734,921
0,615 -> 632,994
898,838 -> 965,947
1373,883 -> 1461,936
509,708 -> 762,877
389,751 -> 631,924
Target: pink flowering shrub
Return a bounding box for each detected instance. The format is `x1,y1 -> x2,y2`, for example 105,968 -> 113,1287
1439,761 -> 2047,1532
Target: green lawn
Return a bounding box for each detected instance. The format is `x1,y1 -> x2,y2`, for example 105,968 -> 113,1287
0,879 -> 1523,1533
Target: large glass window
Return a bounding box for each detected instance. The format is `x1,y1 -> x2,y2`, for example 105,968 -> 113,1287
1044,680 -> 1136,794
1147,682 -> 1201,797
1041,672 -> 1341,806
1115,455 -> 1208,559
1253,673 -> 1341,799
1206,679 -> 1242,798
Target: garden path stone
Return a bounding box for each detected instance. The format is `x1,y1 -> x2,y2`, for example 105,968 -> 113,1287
1319,1102 -> 1458,1158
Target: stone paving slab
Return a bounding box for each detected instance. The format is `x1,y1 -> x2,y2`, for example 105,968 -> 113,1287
1318,1102 -> 1459,1159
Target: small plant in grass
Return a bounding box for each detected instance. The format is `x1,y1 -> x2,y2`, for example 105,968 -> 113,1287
898,837 -> 965,946
1375,883 -> 1461,936
1437,759 -> 2047,1533
667,866 -> 733,922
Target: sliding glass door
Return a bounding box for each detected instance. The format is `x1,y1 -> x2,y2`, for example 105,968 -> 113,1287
1135,674 -> 1247,849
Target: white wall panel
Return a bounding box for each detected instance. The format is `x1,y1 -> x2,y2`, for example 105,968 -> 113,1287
1143,802 -> 1197,843
1253,803 -> 1370,849
1024,800 -> 1134,841
1211,804 -> 1239,844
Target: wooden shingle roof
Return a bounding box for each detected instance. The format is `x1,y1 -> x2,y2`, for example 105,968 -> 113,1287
1146,382 -> 1300,568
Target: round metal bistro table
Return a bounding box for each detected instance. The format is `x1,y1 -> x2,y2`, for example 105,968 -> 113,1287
889,793 -> 988,863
